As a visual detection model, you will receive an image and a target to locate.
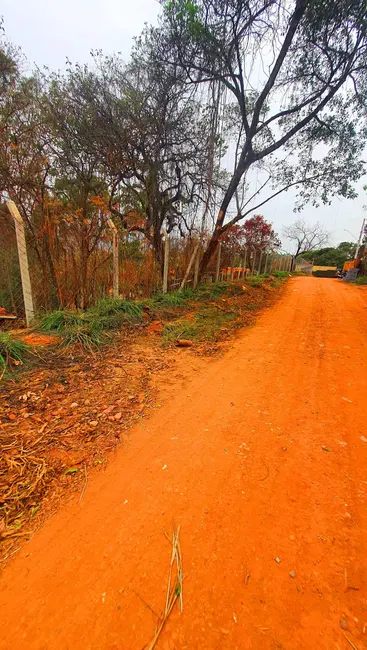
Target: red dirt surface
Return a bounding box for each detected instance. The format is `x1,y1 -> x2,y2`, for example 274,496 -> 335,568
0,277 -> 366,650
21,332 -> 58,347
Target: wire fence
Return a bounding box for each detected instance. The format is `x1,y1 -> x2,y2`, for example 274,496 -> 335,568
0,204 -> 293,325
0,210 -> 25,321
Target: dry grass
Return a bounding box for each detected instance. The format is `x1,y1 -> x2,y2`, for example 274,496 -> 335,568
144,524 -> 183,650
0,337 -> 169,566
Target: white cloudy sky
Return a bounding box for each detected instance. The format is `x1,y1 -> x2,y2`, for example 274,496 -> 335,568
1,0 -> 365,251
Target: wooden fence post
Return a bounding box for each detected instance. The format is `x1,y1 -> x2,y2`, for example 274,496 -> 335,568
107,217 -> 119,298
215,243 -> 221,283
193,243 -> 201,289
258,251 -> 263,275
162,230 -> 170,294
251,248 -> 256,275
180,241 -> 200,290
264,254 -> 268,275
6,200 -> 35,327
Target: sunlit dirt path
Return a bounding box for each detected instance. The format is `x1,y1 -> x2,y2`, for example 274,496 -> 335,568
0,277 -> 366,650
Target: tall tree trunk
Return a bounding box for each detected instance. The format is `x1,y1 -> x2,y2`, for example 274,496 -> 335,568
152,220 -> 164,275
199,159 -> 250,278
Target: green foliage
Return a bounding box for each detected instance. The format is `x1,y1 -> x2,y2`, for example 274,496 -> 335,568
246,275 -> 267,287
356,276 -> 367,285
60,321 -> 106,352
194,282 -> 243,299
90,298 -> 143,321
163,306 -> 237,343
119,239 -> 145,262
38,298 -> 145,350
147,289 -> 194,308
0,332 -> 30,376
303,242 -> 355,267
272,271 -> 291,278
39,310 -> 85,332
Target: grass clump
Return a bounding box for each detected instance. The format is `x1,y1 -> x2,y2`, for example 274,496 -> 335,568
356,276 -> 367,285
90,298 -> 144,321
272,270 -> 291,278
163,306 -> 238,343
38,298 -> 145,350
0,332 -> 30,377
60,320 -> 106,352
39,310 -> 85,332
195,282 -> 243,300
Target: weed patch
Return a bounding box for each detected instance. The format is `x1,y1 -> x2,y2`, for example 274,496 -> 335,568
0,333 -> 31,377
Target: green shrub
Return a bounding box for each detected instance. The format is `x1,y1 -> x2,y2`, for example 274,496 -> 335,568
0,333 -> 30,376
60,320 -> 106,351
272,270 -> 291,278
90,298 -> 143,321
356,276 -> 367,285
39,310 -> 85,332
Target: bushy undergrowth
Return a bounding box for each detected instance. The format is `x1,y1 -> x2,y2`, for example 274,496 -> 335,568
0,332 -> 30,376
36,277 -> 288,350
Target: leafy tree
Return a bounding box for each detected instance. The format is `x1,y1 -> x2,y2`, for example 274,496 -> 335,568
302,241 -> 357,267
0,45 -> 61,308
45,49 -> 216,269
221,215 -> 280,265
155,0 -> 367,275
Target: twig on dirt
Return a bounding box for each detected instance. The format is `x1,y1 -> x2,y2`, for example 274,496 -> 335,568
78,462 -> 88,505
344,633 -> 360,650
132,589 -> 160,620
144,523 -> 183,650
259,458 -> 269,481
244,568 -> 251,585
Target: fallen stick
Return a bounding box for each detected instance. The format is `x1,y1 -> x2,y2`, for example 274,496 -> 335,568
78,462 -> 88,505
344,633 -> 360,650
144,524 -> 183,650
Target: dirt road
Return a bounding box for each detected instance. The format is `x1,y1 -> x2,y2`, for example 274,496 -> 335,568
1,277 -> 366,650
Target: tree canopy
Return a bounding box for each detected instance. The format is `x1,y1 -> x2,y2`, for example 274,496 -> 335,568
153,0 -> 367,274
302,241 -> 358,266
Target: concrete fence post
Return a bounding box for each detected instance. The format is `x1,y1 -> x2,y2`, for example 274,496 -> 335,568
6,200 -> 35,327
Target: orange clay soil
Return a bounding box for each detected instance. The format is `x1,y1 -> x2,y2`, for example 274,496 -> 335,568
0,276 -> 366,650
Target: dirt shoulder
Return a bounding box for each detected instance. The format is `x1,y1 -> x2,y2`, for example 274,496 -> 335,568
0,277 -> 286,566
0,277 -> 366,650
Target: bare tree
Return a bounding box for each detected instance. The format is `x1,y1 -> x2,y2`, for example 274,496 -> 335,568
283,219 -> 329,262
154,0 -> 367,276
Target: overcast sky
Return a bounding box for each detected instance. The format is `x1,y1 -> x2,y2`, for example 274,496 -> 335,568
2,0 -> 366,251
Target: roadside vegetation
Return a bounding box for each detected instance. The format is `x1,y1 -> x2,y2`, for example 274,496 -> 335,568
36,274 -> 290,350
1,274 -> 292,376
0,332 -> 31,379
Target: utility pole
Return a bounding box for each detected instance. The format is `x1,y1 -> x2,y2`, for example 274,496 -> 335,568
355,218 -> 366,258
6,200 -> 35,327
